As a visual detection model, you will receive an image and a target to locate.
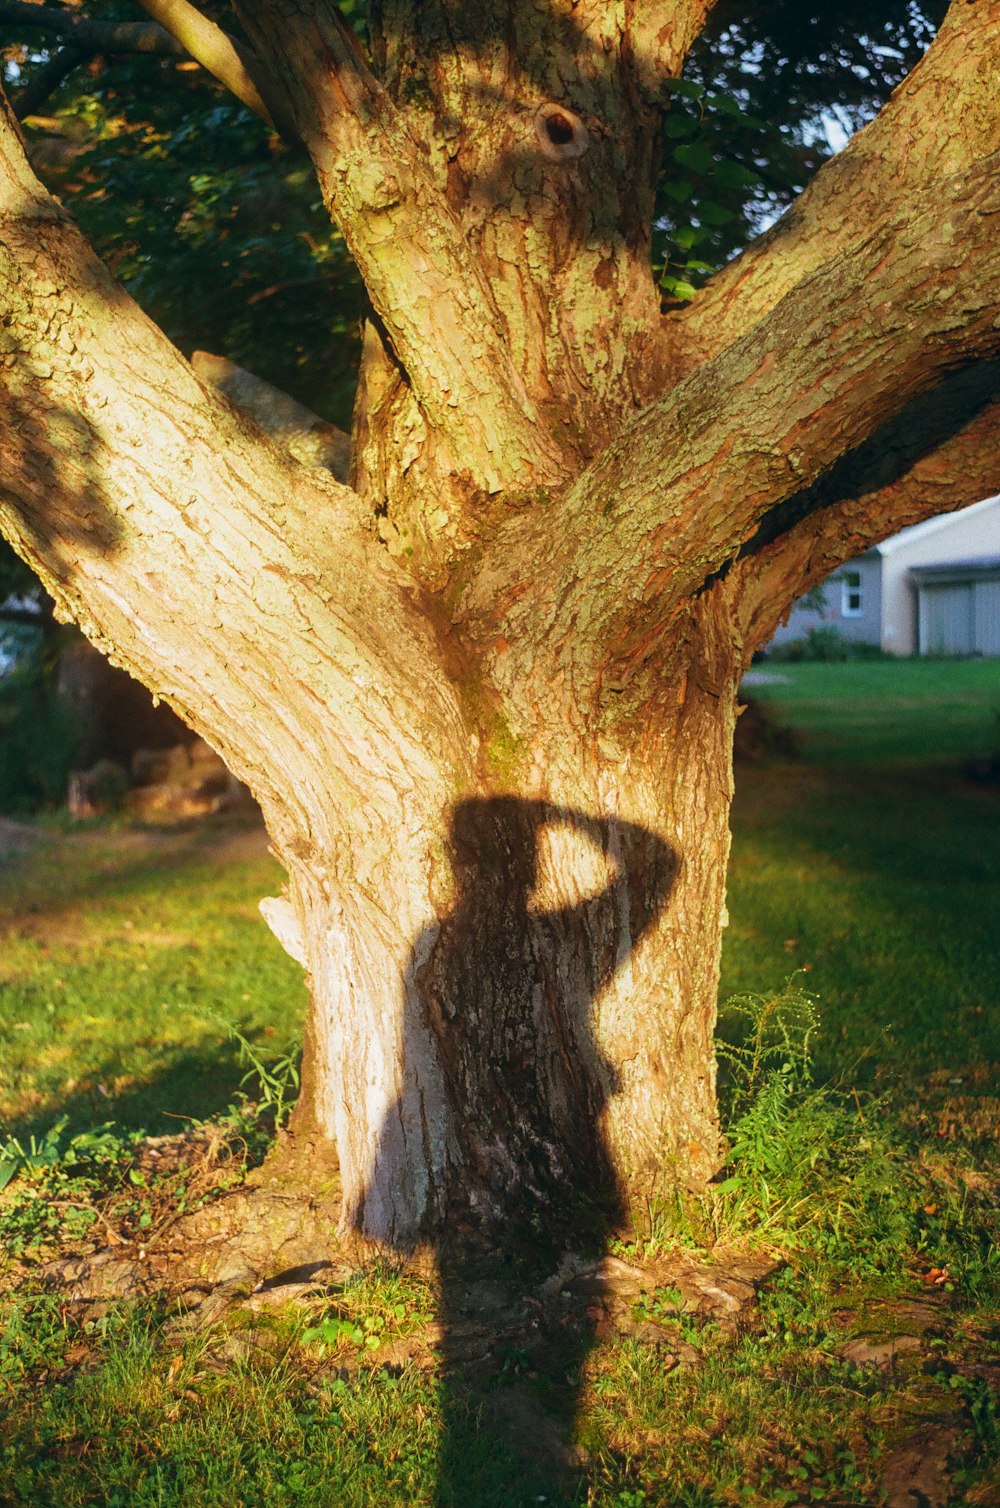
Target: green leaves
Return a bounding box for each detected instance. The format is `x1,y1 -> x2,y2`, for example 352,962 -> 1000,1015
706,92 -> 767,131
658,275 -> 698,302
300,1279 -> 428,1360
301,1315 -> 385,1354
711,159 -> 764,190
0,1116 -> 120,1191
14,46 -> 361,426
656,82 -> 768,301
671,141 -> 716,175
663,76 -> 707,103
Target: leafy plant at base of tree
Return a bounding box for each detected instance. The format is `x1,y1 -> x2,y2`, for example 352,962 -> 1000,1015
0,1115 -> 123,1191
713,988 -> 999,1296
208,1013 -> 301,1130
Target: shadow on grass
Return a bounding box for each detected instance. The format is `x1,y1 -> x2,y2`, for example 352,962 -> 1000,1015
724,759 -> 1000,1079
0,816 -> 273,923
0,1041 -> 254,1144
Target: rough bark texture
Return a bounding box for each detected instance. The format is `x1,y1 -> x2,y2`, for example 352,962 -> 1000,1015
1,0 -> 999,1249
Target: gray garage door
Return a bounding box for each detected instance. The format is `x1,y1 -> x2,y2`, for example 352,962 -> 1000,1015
976,582 -> 1000,656
920,583 -> 974,655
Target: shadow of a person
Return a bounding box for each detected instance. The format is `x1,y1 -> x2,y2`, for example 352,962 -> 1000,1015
374,797 -> 675,1505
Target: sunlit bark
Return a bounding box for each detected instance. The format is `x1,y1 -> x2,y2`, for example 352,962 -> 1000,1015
1,0 -> 998,1245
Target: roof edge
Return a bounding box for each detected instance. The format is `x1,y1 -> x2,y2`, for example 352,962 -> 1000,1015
876,494 -> 1000,556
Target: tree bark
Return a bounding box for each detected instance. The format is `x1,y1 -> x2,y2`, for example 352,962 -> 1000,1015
1,1 -> 998,1250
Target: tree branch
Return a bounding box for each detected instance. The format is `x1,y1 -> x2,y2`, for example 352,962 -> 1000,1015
730,398 -> 1000,656
662,0 -> 1000,384
13,44 -> 88,121
462,0 -> 1000,704
131,0 -> 291,134
1,1 -> 295,135
232,0 -> 569,497
733,362 -> 1000,571
0,3 -> 184,56
191,351 -> 350,481
0,90 -> 468,856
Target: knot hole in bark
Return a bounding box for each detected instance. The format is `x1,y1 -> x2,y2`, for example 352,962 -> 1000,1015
535,103 -> 589,161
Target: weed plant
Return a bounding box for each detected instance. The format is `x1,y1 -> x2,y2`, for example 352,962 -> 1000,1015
208,1011 -> 301,1131
711,984 -> 1000,1297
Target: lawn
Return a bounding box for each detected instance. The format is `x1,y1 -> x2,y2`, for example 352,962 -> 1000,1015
741,657 -> 1000,765
723,661 -> 1000,1084
0,820 -> 306,1140
1,660 -> 998,1507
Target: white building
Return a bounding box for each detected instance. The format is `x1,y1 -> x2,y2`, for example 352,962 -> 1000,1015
769,495 -> 1000,657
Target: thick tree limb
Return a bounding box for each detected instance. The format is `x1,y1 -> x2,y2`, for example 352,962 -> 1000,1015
467,158 -> 999,704
731,398 -> 1000,655
0,91 -> 468,860
191,351 -> 351,481
233,1 -> 569,496
462,0 -> 1000,705
662,0 -> 1000,383
733,362 -> 1000,570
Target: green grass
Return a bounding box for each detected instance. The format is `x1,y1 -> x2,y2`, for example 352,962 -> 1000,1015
0,819 -> 307,1140
1,1306 -> 445,1508
721,760 -> 1000,1080
744,658 -> 1000,765
1,665 -> 999,1506
726,662 -> 1000,1082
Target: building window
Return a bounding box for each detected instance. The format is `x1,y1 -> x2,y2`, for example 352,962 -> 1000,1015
841,570 -> 863,617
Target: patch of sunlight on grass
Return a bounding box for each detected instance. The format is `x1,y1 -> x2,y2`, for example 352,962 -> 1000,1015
0,1310 -> 444,1508
0,820 -> 308,1139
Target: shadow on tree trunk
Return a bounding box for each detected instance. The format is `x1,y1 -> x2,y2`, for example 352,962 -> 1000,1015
371,797 -> 676,1501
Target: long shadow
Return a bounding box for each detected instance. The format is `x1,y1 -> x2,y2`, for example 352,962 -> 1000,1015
723,756 -> 1000,1082
0,814 -> 272,932
0,1043 -> 251,1145
373,797 -> 675,1505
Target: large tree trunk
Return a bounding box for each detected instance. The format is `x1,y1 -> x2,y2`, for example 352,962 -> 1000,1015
1,1 -> 999,1252
286,603 -> 740,1242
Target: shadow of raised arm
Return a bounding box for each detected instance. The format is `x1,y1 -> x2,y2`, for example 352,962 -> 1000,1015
516,801 -> 676,987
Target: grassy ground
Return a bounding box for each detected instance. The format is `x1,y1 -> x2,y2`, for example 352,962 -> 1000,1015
742,658 -> 1000,766
1,660 -> 999,1506
725,662 -> 1000,1085
0,820 -> 306,1139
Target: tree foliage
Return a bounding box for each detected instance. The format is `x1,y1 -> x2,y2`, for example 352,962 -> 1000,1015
657,1 -> 946,296
1,0 -> 363,422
